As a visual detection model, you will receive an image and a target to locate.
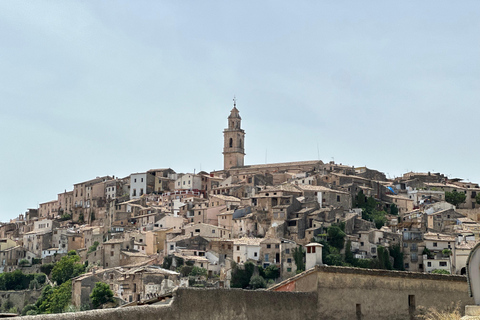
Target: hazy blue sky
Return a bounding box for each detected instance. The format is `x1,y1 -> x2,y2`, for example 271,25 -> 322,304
1,1 -> 479,221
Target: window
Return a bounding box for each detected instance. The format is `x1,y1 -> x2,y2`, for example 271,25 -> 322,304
287,258 -> 292,263
275,244 -> 279,249
405,263 -> 409,269
285,248 -> 290,254
337,195 -> 340,202
265,254 -> 269,262
287,267 -> 292,272
195,229 -> 200,233
237,246 -> 240,251
254,252 -> 257,257
433,242 -> 437,247
267,244 -> 271,249
212,230 -> 215,233
134,179 -> 137,183
439,261 -> 447,267
427,262 -> 431,267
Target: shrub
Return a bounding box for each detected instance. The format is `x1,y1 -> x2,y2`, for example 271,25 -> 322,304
249,275 -> 266,289
90,282 -> 114,309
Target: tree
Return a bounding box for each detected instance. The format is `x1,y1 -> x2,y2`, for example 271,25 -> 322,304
264,265 -> 280,280
327,225 -> 345,250
87,241 -> 99,254
249,275 -> 266,289
90,282 -> 114,308
40,263 -> 55,276
344,240 -> 354,265
19,259 -> 30,267
355,190 -> 366,208
292,246 -> 305,273
445,190 -> 466,207
231,262 -> 255,289
476,193 -> 480,205
51,252 -> 85,285
389,245 -> 404,271
390,204 -> 399,215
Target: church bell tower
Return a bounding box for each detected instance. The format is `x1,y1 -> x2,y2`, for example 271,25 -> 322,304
223,99 -> 245,171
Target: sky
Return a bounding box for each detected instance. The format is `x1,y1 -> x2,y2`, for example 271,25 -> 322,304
1,1 -> 479,222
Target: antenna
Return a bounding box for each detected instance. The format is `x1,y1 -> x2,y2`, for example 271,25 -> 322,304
265,148 -> 268,164
317,142 -> 320,160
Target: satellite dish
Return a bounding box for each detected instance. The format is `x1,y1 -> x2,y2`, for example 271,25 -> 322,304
466,242 -> 480,304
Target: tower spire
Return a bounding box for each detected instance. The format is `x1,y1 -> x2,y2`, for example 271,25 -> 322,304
233,95 -> 237,107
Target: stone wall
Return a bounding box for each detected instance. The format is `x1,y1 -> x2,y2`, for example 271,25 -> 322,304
12,288 -> 318,320
273,265 -> 474,320
0,289 -> 42,311
8,266 -> 476,320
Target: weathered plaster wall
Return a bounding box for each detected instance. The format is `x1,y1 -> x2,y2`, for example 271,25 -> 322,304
12,288 -> 318,320
9,267 -> 475,320
274,265 -> 474,320
0,289 -> 41,311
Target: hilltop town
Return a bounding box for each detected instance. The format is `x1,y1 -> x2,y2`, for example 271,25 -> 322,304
1,105 -> 480,313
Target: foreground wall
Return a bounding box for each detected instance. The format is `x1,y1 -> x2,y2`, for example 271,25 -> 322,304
11,288 -> 318,320
10,266 -> 475,320
274,265 -> 474,320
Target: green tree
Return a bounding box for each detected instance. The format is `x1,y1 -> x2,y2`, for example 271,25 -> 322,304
389,245 -> 404,271
355,190 -> 366,208
327,225 -> 345,250
51,252 -> 85,285
292,246 -> 305,272
40,263 -> 55,276
189,266 -> 208,277
344,240 -> 354,265
390,204 -> 399,215
21,304 -> 38,316
231,262 -> 254,289
19,259 -> 30,267
445,190 -> 466,207
249,275 -> 266,289
90,282 -> 114,309
264,265 -> 280,280
476,193 -> 480,205
46,280 -> 73,313
87,241 -> 99,254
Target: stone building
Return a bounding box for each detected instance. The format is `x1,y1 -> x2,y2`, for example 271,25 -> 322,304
223,103 -> 245,171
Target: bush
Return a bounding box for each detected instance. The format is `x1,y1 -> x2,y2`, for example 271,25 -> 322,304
87,241 -> 99,254
431,269 -> 450,275
22,304 -> 38,316
231,262 -> 255,289
90,282 -> 114,309
249,275 -> 266,289
19,259 -> 30,267
40,263 -> 55,276
264,265 -> 280,280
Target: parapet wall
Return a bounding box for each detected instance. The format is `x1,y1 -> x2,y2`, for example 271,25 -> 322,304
12,288 -> 318,320
10,266 -> 476,320
274,265 -> 474,320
